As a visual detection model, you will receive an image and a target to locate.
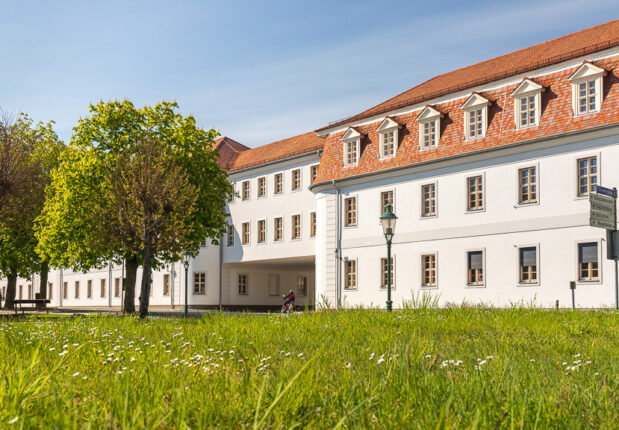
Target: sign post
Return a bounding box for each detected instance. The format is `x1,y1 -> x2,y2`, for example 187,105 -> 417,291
589,186 -> 618,310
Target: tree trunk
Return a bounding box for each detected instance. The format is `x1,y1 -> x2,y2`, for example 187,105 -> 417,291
123,255 -> 139,314
38,262 -> 49,309
139,243 -> 154,319
3,271 -> 17,310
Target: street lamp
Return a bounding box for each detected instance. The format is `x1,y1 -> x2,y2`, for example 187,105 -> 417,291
380,203 -> 398,312
182,251 -> 191,318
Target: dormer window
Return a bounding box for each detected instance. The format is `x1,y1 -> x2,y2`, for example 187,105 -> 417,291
511,78 -> 544,129
461,93 -> 490,140
568,62 -> 606,117
416,106 -> 443,150
377,117 -> 400,160
341,127 -> 362,167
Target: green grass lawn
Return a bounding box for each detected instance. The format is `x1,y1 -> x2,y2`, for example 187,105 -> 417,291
0,309 -> 617,429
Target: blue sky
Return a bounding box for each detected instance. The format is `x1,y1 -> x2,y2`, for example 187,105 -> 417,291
0,0 -> 616,147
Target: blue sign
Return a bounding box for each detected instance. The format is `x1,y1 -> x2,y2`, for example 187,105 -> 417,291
593,185 -> 617,198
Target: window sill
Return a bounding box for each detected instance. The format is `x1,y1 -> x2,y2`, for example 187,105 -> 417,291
576,279 -> 601,285
344,224 -> 358,229
343,288 -> 357,292
465,208 -> 485,214
465,284 -> 485,289
379,286 -> 396,291
420,285 -> 438,290
420,214 -> 437,220
515,201 -> 539,207
193,292 -> 206,295
517,282 -> 539,287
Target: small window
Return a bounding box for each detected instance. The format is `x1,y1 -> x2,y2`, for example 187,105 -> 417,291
242,180 -> 250,200
310,165 -> 319,184
291,215 -> 301,239
297,275 -> 308,296
274,217 -> 283,241
467,176 -> 483,211
291,169 -> 301,191
467,251 -> 484,286
577,80 -> 598,115
519,247 -> 537,284
229,183 -> 236,203
48,282 -> 53,299
577,157 -> 597,196
28,284 -> 32,299
519,167 -> 537,204
344,197 -> 357,227
100,279 -> 106,298
380,257 -> 394,289
578,242 -> 599,281
310,212 -> 316,237
257,220 -> 266,243
257,177 -> 266,197
421,254 -> 436,287
75,281 -> 80,299
241,222 -> 250,245
163,274 -> 170,296
193,272 -> 206,294
517,95 -> 537,128
114,279 -> 120,297
421,120 -> 438,149
238,274 -> 248,295
380,131 -> 396,159
227,225 -> 234,247
421,184 -> 436,217
344,139 -> 359,167
467,109 -> 484,139
274,173 -> 283,194
63,282 -> 68,299
344,260 -> 357,290
380,191 -> 393,215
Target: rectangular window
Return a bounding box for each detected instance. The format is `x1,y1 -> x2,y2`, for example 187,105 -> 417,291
519,95 -> 537,127
257,177 -> 266,197
421,254 -> 436,287
63,282 -> 68,300
380,258 -> 394,289
227,225 -> 234,246
242,222 -> 250,245
310,212 -> 316,237
291,215 -> 301,239
421,184 -> 436,217
519,247 -> 537,283
311,165 -> 319,184
87,280 -> 92,298
100,279 -> 106,298
345,139 -> 358,166
422,120 -> 437,149
19,285 -> 22,300
48,282 -> 53,299
344,197 -> 357,226
519,167 -> 537,204
257,219 -> 266,243
467,109 -> 483,139
114,278 -> 120,297
75,281 -> 80,299
578,242 -> 599,281
28,284 -> 32,299
297,275 -> 308,296
238,274 -> 248,295
291,169 -> 301,191
274,217 -> 283,241
578,157 -> 597,196
193,272 -> 206,294
229,183 -> 236,203
467,251 -> 484,286
380,191 -> 393,215
578,80 -> 597,115
269,274 -> 280,296
344,260 -> 357,290
163,274 -> 170,296
467,176 -> 483,211
274,173 -> 283,194
242,180 -> 250,200
381,131 -> 395,158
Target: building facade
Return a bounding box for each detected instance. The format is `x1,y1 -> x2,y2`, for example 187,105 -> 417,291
2,21 -> 619,310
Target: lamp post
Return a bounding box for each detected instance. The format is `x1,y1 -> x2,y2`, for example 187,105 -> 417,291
380,203 -> 398,312
182,251 -> 191,318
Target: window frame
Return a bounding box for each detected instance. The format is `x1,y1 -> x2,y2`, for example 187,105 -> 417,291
420,182 -> 438,218
227,224 -> 235,247
257,219 -> 266,244
377,117 -> 400,161
241,180 -> 250,201
420,252 -> 438,289
163,273 -> 170,296
517,244 -> 540,286
257,176 -> 267,198
466,249 -> 486,288
344,259 -> 357,291
193,272 -> 206,295
576,240 -> 602,284
379,255 -> 396,290
309,211 -> 317,238
576,155 -> 599,198
416,106 -> 442,150
568,63 -> 605,117
274,172 -> 284,195
291,169 -> 302,191
297,274 -> 308,296
380,189 -> 395,216
516,165 -> 539,206
238,273 -> 248,295
344,196 -> 357,228
100,278 -> 106,298
343,138 -> 360,167
465,174 -> 485,213
273,216 -> 284,242
241,221 -> 250,246
461,93 -> 490,140
310,164 -> 319,184
291,214 -> 301,240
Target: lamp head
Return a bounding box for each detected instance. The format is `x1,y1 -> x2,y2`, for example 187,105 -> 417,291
380,203 -> 397,242
182,251 -> 191,269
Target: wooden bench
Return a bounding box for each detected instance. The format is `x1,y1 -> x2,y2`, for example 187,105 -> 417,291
12,299 -> 51,314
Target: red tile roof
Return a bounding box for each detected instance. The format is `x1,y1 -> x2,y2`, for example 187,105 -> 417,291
214,136 -> 250,169
317,20 -> 619,132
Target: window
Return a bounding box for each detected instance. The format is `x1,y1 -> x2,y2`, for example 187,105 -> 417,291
274,173 -> 283,194
19,285 -> 22,300
310,212 -> 316,237
229,183 -> 236,203
242,222 -> 250,245
519,247 -> 537,284
518,167 -> 537,204
257,177 -> 266,197
377,117 -> 400,160
344,260 -> 357,290
310,165 -> 319,184
291,215 -> 301,239
227,225 -> 234,246
269,274 -> 280,296
163,274 -> 170,296
467,109 -> 483,139
291,169 -> 301,191
421,254 -> 437,287
518,95 -> 537,128
100,279 -> 106,298
63,282 -> 68,299
578,242 -> 599,281
422,121 -> 437,149
238,274 -> 248,295
421,184 -> 436,217
87,280 -> 92,298
274,217 -> 283,241
380,191 -> 393,215
257,219 -> 266,243
467,251 -> 484,286
462,93 -> 490,140
28,284 -> 32,299
577,80 -> 598,115
242,181 -> 250,200
417,107 -> 442,149
344,138 -> 359,167
512,79 -> 544,129
569,63 -> 605,116
193,272 -> 206,294
380,258 -> 394,289
577,157 -> 597,196
75,281 -> 80,299
114,278 -> 120,297
467,176 -> 483,211
344,197 -> 357,227
297,275 -> 308,296
48,282 -> 53,299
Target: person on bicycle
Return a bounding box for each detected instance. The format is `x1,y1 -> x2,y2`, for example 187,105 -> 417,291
282,289 -> 295,310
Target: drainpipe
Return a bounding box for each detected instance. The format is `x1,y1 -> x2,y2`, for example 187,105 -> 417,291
108,262 -> 112,307
59,268 -> 63,307
219,238 -> 223,311
332,180 -> 342,309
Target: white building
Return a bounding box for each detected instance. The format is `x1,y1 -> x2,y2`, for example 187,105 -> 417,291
2,21 -> 619,310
